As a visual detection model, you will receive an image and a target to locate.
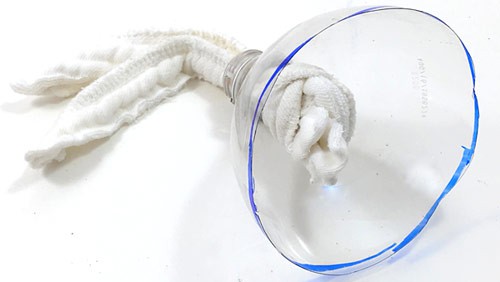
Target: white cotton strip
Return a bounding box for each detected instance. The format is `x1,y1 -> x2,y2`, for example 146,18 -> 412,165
11,30 -> 355,185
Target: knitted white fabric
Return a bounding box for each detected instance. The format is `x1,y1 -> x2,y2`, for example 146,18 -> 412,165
11,30 -> 355,185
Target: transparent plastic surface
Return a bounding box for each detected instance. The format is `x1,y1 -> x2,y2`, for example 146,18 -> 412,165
230,6 -> 478,275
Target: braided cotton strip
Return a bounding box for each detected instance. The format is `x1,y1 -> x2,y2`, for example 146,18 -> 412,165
11,30 -> 355,185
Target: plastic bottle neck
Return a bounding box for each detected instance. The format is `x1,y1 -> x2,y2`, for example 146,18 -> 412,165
223,49 -> 262,104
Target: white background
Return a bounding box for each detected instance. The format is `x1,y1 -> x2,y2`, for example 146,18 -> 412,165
0,0 -> 499,281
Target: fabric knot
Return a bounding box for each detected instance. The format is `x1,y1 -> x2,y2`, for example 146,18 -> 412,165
262,63 -> 355,184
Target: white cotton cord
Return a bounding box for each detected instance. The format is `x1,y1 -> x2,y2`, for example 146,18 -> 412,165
10,29 -> 355,185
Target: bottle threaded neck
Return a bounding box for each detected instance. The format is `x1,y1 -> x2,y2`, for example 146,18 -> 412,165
223,49 -> 262,104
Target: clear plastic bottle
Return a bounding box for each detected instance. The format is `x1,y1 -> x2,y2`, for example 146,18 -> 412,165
227,6 -> 478,275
